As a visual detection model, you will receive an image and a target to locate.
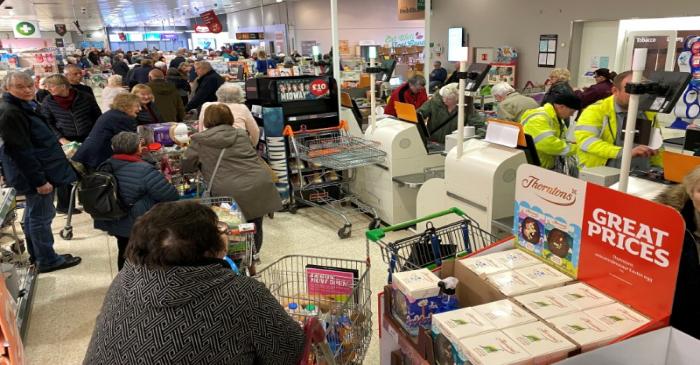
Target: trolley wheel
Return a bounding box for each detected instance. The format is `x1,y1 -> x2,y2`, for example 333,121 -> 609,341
368,219 -> 382,230
337,225 -> 352,239
288,204 -> 298,214
267,212 -> 275,219
60,228 -> 73,240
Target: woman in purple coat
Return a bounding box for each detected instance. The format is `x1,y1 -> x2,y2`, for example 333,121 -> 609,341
576,68 -> 617,110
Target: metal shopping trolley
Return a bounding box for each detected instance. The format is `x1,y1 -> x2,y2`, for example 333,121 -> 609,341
255,255 -> 372,364
284,121 -> 386,239
366,207 -> 497,284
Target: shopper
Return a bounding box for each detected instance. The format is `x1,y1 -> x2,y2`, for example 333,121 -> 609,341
492,82 -> 539,121
35,77 -> 50,103
417,83 -> 485,144
384,75 -> 428,117
198,83 -> 260,145
575,68 -> 616,110
169,48 -> 187,69
429,60 -> 448,91
520,93 -> 580,171
166,66 -> 191,107
83,200 -> 304,364
186,61 -> 224,112
0,72 -> 81,273
255,50 -> 277,74
146,69 -> 185,123
64,64 -> 96,99
575,71 -> 662,169
128,59 -> 154,89
73,93 -> 141,170
111,54 -> 129,81
101,75 -> 127,112
131,84 -> 164,125
541,68 -> 575,106
183,104 -> 282,259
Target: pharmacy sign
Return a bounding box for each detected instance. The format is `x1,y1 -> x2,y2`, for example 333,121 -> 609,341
13,20 -> 42,38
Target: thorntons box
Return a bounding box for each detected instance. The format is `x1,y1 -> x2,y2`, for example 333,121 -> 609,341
457,331 -> 531,365
584,303 -> 650,336
459,255 -> 508,276
515,264 -> 573,290
551,282 -> 615,311
547,312 -> 618,352
486,271 -> 539,297
488,249 -> 542,270
391,269 -> 443,335
503,321 -> 577,365
431,307 -> 496,346
472,299 -> 538,329
514,291 -> 578,319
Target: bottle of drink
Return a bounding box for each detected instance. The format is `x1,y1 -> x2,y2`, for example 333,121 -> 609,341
304,304 -> 319,317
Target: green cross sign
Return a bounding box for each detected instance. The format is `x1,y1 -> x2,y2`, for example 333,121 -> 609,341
16,22 -> 36,36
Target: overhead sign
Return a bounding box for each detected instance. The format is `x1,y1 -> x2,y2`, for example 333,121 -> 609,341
398,0 -> 425,21
13,20 -> 41,39
55,38 -> 64,48
54,24 -> 67,36
236,32 -> 265,40
200,10 -> 223,34
194,25 -> 210,33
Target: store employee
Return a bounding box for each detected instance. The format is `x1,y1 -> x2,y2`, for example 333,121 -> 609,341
384,75 -> 428,117
575,70 -> 662,170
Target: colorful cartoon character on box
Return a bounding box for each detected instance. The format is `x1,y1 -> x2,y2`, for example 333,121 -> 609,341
671,36 -> 700,129
520,217 -> 542,244
546,228 -> 572,259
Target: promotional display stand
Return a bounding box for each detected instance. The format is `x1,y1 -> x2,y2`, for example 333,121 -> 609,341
376,165 -> 686,364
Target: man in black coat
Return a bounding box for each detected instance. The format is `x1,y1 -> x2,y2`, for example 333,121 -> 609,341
169,48 -> 187,69
186,61 -> 224,112
112,53 -> 130,83
64,64 -> 96,100
0,72 -> 82,273
129,59 -> 154,89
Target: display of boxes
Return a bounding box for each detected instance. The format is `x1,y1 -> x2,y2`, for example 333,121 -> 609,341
514,291 -> 578,319
459,255 -> 508,276
486,271 -> 539,297
550,282 -> 615,311
503,321 -> 577,365
432,307 -> 496,345
546,312 -> 618,352
392,269 -> 443,335
584,303 -> 650,336
472,299 -> 538,329
457,331 -> 532,365
488,249 -> 541,270
515,264 -> 573,290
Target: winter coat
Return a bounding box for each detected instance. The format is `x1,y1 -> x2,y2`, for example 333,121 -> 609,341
135,102 -> 165,125
42,89 -> 102,140
575,80 -> 613,110
199,102 -> 260,145
93,156 -> 178,237
186,69 -> 224,111
168,56 -> 186,70
384,82 -> 428,117
182,124 -> 282,220
73,109 -> 138,169
541,81 -> 574,106
654,184 -> 700,339
112,60 -> 129,80
520,103 -> 577,169
497,91 -> 540,121
0,93 -> 77,195
83,259 -> 305,365
130,65 -> 153,87
147,80 -> 185,123
417,91 -> 485,144
166,69 -> 191,106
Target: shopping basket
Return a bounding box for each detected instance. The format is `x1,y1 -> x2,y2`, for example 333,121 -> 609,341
255,255 -> 372,365
366,207 -> 497,283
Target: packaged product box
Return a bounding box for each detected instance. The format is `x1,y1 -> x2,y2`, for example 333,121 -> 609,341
503,321 -> 577,365
472,299 -> 538,329
457,331 -> 532,365
550,282 -> 615,311
546,312 -> 618,352
515,264 -> 573,290
431,307 -> 497,346
459,255 -> 508,276
584,303 -> 650,336
391,269 -> 443,336
487,249 -> 541,270
486,271 -> 539,297
513,291 -> 578,319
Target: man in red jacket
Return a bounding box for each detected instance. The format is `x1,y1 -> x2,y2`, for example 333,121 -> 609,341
384,75 -> 428,117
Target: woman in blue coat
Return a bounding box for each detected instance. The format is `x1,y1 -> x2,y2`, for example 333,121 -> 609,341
94,132 -> 178,269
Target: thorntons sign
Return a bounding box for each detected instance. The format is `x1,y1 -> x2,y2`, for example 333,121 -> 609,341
521,175 -> 577,206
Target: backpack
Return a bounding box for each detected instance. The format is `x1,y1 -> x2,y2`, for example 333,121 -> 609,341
78,161 -> 129,221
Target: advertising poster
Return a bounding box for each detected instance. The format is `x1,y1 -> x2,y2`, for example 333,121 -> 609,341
276,78 -> 329,102
306,265 -> 357,301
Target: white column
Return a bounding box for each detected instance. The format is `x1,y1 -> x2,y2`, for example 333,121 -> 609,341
424,0 -> 431,86
370,56 -> 377,130
456,60 -> 467,158
330,0 -> 341,111
618,48 -> 647,193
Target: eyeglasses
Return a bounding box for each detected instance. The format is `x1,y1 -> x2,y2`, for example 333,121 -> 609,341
217,221 -> 229,234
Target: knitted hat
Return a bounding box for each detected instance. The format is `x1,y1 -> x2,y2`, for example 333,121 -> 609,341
553,93 -> 582,110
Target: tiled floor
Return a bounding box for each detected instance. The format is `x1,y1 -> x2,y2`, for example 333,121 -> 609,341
23,204 -> 412,364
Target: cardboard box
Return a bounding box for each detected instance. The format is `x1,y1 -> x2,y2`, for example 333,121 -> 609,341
513,290 -> 578,319
502,321 -> 577,365
515,264 -> 573,290
459,255 -> 508,276
472,299 -> 538,329
392,269 -> 444,336
550,282 -> 615,311
392,268 -> 442,300
457,331 -> 532,365
486,271 -> 540,297
585,303 -> 650,336
431,307 -> 496,346
546,312 -> 618,352
488,249 -> 542,270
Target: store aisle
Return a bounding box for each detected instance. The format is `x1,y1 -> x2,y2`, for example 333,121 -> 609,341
24,205 -> 408,364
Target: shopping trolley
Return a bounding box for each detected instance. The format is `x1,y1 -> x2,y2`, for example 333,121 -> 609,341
284,121 -> 386,239
255,255 -> 372,364
366,207 -> 497,284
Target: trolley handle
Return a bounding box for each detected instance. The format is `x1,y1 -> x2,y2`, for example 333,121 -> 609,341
365,207 -> 468,242
283,120 -> 349,137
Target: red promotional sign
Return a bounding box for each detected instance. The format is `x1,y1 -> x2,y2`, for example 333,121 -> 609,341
200,10 -> 223,34
309,79 -> 329,97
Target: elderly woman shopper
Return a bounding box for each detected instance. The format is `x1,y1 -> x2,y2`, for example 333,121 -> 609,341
131,84 -> 164,125
93,132 -> 178,270
100,75 -> 127,112
541,68 -> 575,106
417,83 -> 485,144
183,104 -> 281,260
83,201 -> 305,364
575,68 -> 616,110
74,93 -> 141,170
492,81 -> 539,121
166,64 -> 191,106
198,83 -> 260,145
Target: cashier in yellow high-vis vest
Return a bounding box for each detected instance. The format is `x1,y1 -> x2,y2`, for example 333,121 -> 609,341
520,93 -> 581,170
575,70 -> 662,170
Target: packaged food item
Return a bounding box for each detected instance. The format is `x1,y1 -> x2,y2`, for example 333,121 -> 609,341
459,256 -> 508,276
584,303 -> 650,336
486,271 -> 539,297
457,331 -> 531,365
546,312 -> 618,352
392,269 -> 444,336
513,291 -> 577,319
515,264 -> 573,290
503,321 -> 576,365
488,249 -> 541,270
550,282 -> 615,311
432,308 -> 496,346
472,299 -> 538,329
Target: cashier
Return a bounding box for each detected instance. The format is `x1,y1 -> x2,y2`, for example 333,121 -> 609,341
384,75 -> 428,117
520,93 -> 580,170
575,70 -> 663,170
417,83 -> 485,144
